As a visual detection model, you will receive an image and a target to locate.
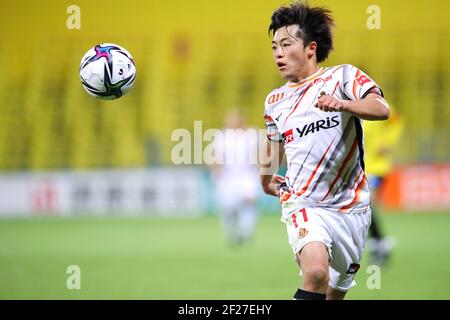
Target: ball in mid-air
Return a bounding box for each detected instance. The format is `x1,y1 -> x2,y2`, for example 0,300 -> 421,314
79,43 -> 136,100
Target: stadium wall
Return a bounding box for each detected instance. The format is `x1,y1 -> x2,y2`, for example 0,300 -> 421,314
1,165 -> 450,217
381,164 -> 450,212
0,168 -> 208,217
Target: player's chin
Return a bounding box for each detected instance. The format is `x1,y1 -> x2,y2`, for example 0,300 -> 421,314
278,70 -> 292,80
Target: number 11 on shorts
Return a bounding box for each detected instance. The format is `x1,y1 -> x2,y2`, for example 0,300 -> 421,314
292,208 -> 308,227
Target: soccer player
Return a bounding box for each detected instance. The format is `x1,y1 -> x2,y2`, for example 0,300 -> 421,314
211,109 -> 260,246
364,106 -> 404,265
260,2 -> 390,300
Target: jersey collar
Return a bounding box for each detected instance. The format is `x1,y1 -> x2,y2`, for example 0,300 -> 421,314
288,67 -> 326,88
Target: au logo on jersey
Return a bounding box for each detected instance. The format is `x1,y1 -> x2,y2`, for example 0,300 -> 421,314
268,93 -> 284,105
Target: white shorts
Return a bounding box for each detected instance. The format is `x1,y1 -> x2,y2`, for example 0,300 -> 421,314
281,198 -> 371,292
215,173 -> 258,210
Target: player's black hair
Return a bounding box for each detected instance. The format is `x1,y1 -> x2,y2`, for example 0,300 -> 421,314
269,1 -> 334,63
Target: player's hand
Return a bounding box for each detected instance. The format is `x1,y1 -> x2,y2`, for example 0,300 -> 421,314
278,182 -> 294,205
262,174 -> 285,197
315,91 -> 346,112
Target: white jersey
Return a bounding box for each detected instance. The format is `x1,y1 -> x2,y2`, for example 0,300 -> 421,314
214,128 -> 259,176
264,64 -> 383,213
213,128 -> 260,205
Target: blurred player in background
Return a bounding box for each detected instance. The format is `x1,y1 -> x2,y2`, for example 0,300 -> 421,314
210,109 -> 260,246
364,107 -> 404,265
260,2 -> 390,300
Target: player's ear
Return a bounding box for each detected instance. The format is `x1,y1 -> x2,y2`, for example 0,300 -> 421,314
306,41 -> 317,59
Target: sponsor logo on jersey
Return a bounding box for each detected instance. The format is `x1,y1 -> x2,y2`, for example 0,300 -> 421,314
296,115 -> 340,138
313,74 -> 333,85
356,74 -> 371,86
282,116 -> 340,144
346,263 -> 361,274
282,129 -> 294,144
268,92 -> 285,105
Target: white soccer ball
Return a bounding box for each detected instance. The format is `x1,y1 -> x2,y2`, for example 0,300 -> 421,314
79,43 -> 136,100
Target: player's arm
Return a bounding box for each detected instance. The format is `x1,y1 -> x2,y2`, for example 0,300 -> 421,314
315,91 -> 390,121
345,92 -> 390,120
259,137 -> 286,196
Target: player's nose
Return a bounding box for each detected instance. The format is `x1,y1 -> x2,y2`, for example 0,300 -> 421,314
274,47 -> 284,58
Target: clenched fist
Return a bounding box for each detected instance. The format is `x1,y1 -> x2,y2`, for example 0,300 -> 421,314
315,91 -> 347,112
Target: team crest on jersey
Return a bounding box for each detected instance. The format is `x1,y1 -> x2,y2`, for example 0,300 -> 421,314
298,228 -> 308,239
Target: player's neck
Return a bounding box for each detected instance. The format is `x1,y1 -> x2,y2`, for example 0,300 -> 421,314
290,65 -> 322,84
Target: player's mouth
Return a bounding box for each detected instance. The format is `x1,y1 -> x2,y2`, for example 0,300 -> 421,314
277,62 -> 287,70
